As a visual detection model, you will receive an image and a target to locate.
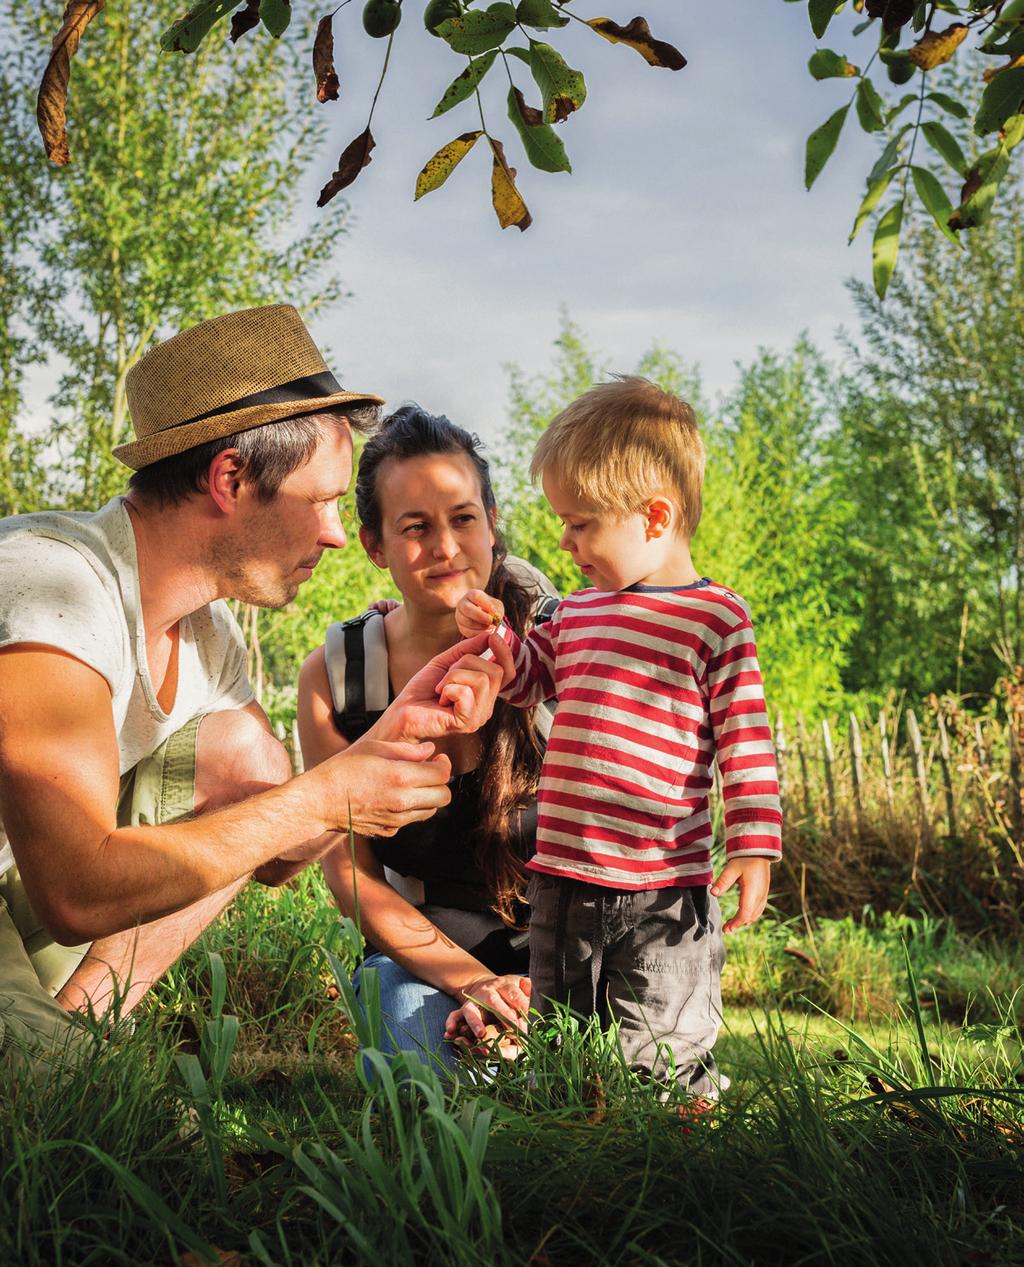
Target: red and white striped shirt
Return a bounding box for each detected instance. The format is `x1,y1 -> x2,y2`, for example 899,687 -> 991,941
502,579 -> 782,890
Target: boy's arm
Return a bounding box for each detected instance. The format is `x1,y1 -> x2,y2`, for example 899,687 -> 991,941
497,618 -> 558,708
705,612 -> 782,931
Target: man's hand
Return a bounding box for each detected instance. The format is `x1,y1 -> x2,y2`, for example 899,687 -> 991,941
376,632 -> 507,743
296,739 -> 452,845
710,856 -> 772,934
455,588 -> 504,638
443,973 -> 532,1041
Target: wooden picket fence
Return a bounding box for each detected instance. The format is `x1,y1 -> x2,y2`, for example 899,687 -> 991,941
767,674 -> 1024,928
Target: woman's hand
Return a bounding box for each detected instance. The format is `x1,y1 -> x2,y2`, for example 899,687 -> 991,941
455,589 -> 505,638
443,972 -> 532,1041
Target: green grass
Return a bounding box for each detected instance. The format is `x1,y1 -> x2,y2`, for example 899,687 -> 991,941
2,872 -> 1022,1267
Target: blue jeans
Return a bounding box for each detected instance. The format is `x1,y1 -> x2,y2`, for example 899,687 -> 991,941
353,951 -> 460,1077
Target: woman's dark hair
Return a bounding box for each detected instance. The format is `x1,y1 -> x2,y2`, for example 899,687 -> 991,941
356,403 -> 544,928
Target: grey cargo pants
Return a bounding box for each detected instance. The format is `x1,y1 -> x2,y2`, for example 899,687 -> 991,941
528,872 -> 726,1098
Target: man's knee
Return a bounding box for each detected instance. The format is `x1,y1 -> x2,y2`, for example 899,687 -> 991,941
194,709 -> 292,814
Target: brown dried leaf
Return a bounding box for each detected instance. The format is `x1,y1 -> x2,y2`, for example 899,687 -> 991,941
782,945 -> 819,970
511,86 -> 544,128
586,17 -> 686,70
178,1252 -> 244,1267
230,0 -> 261,42
489,138 -> 532,231
865,0 -> 914,33
909,23 -> 968,72
314,13 -> 340,103
317,127 -> 374,206
36,0 -> 106,165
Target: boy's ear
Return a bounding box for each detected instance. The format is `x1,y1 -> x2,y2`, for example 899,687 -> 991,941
644,498 -> 674,540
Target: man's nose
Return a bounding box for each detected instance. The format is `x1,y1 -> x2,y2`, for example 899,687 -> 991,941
319,502 -> 347,550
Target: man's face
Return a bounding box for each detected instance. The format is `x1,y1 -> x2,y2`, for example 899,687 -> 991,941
214,423 -> 353,608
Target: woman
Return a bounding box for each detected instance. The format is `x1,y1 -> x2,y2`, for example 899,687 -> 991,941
298,405 -> 557,1074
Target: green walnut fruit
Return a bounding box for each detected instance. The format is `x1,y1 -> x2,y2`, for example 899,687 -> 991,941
363,0 -> 402,37
424,0 -> 461,35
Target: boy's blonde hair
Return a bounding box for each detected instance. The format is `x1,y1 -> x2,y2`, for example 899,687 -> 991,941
530,376 -> 705,536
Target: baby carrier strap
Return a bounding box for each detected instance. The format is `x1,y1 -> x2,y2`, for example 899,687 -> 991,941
324,608 -> 391,742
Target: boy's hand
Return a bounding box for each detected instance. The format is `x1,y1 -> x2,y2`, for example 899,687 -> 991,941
455,588 -> 504,639
710,856 -> 771,934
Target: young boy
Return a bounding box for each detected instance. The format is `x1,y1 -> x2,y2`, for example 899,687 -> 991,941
443,377 -> 782,1098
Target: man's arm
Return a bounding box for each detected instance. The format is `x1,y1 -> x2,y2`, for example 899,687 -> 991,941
0,648 -> 469,945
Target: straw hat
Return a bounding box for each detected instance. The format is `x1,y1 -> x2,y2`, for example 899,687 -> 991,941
113,304 -> 384,470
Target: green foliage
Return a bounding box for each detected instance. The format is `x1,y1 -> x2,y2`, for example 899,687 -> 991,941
2,0 -> 349,513
837,185 -> 1024,694
34,0 -> 686,233
795,0 -> 1024,293
699,342 -> 859,717
3,877 -> 1023,1266
496,317 -> 857,719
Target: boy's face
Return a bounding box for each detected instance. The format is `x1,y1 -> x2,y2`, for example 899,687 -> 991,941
542,470 -> 656,592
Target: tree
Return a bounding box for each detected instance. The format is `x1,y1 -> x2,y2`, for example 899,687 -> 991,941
4,0 -> 350,510
795,0 -> 1024,296
496,318 -> 858,718
29,1 -> 1024,285
0,42 -> 56,515
833,186 -> 1024,697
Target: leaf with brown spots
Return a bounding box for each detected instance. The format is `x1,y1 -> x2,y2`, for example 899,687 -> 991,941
586,17 -> 686,70
489,137 -> 532,231
511,85 -> 543,128
317,127 -> 375,206
414,130 -> 483,199
314,12 -> 340,102
230,0 -> 260,41
908,24 -> 968,72
36,0 -> 105,165
528,41 -> 587,123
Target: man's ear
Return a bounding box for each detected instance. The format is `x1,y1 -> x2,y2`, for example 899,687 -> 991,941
207,449 -> 246,514
645,497 -> 674,540
359,525 -> 388,569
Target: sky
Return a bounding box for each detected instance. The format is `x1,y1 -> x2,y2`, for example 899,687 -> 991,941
14,1 -> 885,448
294,0 -> 882,446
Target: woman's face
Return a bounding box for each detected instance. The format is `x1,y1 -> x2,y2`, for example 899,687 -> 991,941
360,451 -> 497,614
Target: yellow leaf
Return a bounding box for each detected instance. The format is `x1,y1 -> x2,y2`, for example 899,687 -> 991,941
414,130 -> 483,200
909,23 -> 968,71
489,138 -> 531,231
586,16 -> 686,70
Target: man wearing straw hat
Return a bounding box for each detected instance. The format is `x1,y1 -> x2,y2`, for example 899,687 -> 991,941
0,304 -> 506,1071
